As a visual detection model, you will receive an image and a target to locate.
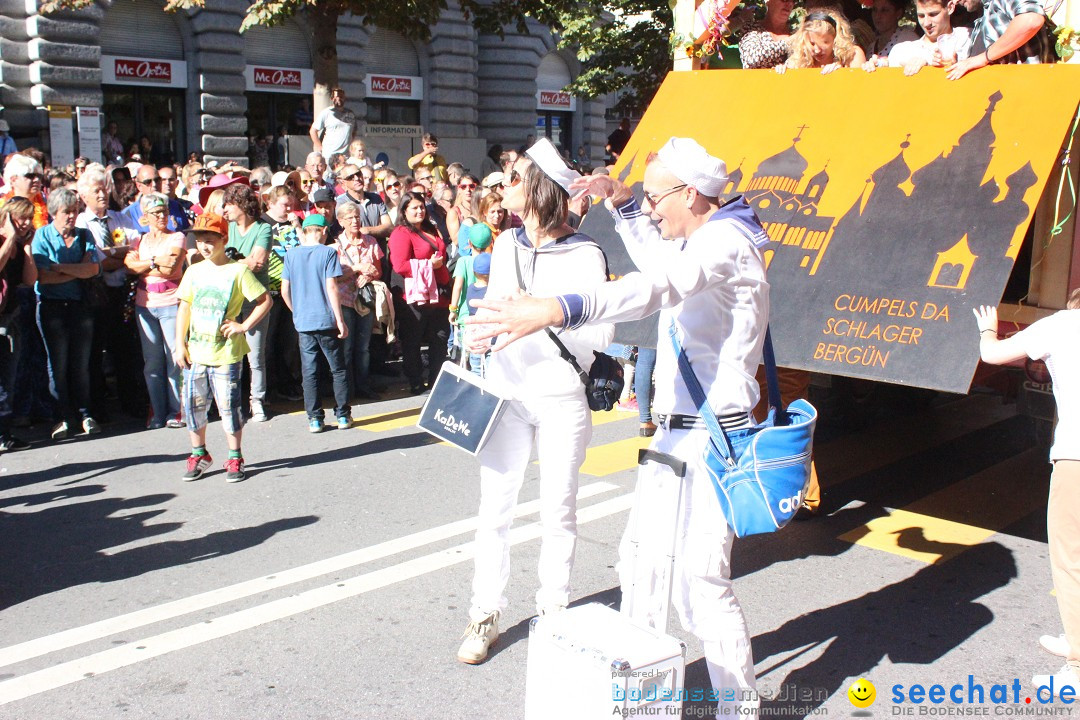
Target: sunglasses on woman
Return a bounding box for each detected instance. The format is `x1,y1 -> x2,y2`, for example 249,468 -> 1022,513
458,183 -> 478,190
385,181 -> 402,189
502,171 -> 521,188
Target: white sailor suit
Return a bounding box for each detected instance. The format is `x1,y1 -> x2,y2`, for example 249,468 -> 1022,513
556,195 -> 769,714
468,227 -> 614,619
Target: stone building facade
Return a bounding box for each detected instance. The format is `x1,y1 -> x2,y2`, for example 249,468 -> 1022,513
0,0 -> 609,172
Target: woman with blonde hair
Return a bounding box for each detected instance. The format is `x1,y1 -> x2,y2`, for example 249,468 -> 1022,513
125,193 -> 186,429
739,0 -> 796,69
778,10 -> 867,72
446,173 -> 480,247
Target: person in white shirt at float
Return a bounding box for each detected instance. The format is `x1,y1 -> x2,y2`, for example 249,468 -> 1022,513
975,293 -> 1080,695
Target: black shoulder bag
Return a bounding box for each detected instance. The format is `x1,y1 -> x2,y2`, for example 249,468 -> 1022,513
512,238 -> 624,412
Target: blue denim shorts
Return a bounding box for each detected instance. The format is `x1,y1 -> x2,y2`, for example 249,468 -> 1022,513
183,361 -> 244,434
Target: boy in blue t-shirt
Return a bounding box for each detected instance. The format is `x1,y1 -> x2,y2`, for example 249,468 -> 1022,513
281,215 -> 352,432
465,252 -> 491,376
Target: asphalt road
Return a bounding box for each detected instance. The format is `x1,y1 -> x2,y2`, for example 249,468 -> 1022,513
0,382 -> 1067,720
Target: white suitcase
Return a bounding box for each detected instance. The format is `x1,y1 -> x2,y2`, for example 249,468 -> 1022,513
525,602 -> 686,719
525,449 -> 689,719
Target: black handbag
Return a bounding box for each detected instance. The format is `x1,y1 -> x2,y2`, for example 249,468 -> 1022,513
357,281 -> 377,309
512,239 -> 624,411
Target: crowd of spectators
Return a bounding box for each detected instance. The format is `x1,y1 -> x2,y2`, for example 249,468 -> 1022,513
0,108 -> 548,456
0,0 -> 1068,456
733,0 -> 1062,75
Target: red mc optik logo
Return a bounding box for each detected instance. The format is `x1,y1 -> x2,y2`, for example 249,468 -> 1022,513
539,91 -> 571,108
253,67 -> 302,89
114,59 -> 172,83
370,75 -> 412,95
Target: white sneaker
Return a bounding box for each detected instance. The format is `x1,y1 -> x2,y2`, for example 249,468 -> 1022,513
537,604 -> 566,617
457,611 -> 499,665
1032,665 -> 1080,699
250,400 -> 268,423
1040,634 -> 1070,658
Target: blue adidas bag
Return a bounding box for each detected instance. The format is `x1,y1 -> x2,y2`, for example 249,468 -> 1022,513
669,323 -> 817,537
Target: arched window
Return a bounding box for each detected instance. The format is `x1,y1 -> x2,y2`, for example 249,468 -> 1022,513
101,0 -> 183,59
244,20 -> 312,68
537,52 -> 572,92
365,28 -> 421,76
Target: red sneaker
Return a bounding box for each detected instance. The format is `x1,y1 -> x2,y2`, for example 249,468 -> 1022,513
182,454 -> 212,481
224,457 -> 246,483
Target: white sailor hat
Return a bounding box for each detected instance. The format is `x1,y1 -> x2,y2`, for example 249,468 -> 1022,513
655,137 -> 728,198
525,137 -> 581,195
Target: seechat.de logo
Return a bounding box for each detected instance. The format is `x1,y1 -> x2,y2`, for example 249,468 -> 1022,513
848,678 -> 876,709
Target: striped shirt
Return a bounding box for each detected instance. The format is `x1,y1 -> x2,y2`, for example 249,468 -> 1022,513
970,0 -> 1054,64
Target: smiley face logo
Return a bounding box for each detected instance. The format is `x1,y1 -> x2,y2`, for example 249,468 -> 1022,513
847,678 -> 876,708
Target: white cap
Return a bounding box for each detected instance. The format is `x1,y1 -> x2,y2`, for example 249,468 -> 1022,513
271,170 -> 301,188
655,137 -> 728,198
525,137 -> 580,194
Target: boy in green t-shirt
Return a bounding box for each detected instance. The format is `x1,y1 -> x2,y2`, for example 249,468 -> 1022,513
173,213 -> 272,483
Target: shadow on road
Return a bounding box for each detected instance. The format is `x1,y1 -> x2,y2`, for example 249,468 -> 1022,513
251,431 -> 442,473
0,453 -> 188,494
0,482 -> 318,609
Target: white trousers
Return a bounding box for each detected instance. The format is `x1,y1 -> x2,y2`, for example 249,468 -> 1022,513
619,425 -> 758,715
470,393 -> 592,619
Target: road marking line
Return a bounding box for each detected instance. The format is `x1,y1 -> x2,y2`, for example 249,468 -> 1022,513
591,410 -> 635,427
354,407 -> 423,432
837,449 -> 1047,564
0,481 -> 620,670
837,509 -> 995,564
579,435 -> 653,476
0,493 -> 635,706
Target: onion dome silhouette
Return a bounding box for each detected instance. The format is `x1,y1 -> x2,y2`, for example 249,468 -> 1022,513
750,127 -> 810,193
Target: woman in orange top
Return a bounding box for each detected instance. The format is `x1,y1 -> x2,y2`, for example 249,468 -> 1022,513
2,155 -> 48,229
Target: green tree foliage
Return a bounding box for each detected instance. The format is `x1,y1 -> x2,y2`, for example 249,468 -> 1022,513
478,0 -> 673,115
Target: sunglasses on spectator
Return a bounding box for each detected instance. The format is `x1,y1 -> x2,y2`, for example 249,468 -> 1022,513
146,208 -> 167,216
342,173 -> 362,182
385,181 -> 402,189
458,183 -> 478,190
300,179 -> 314,186
138,177 -> 160,185
502,171 -> 521,188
